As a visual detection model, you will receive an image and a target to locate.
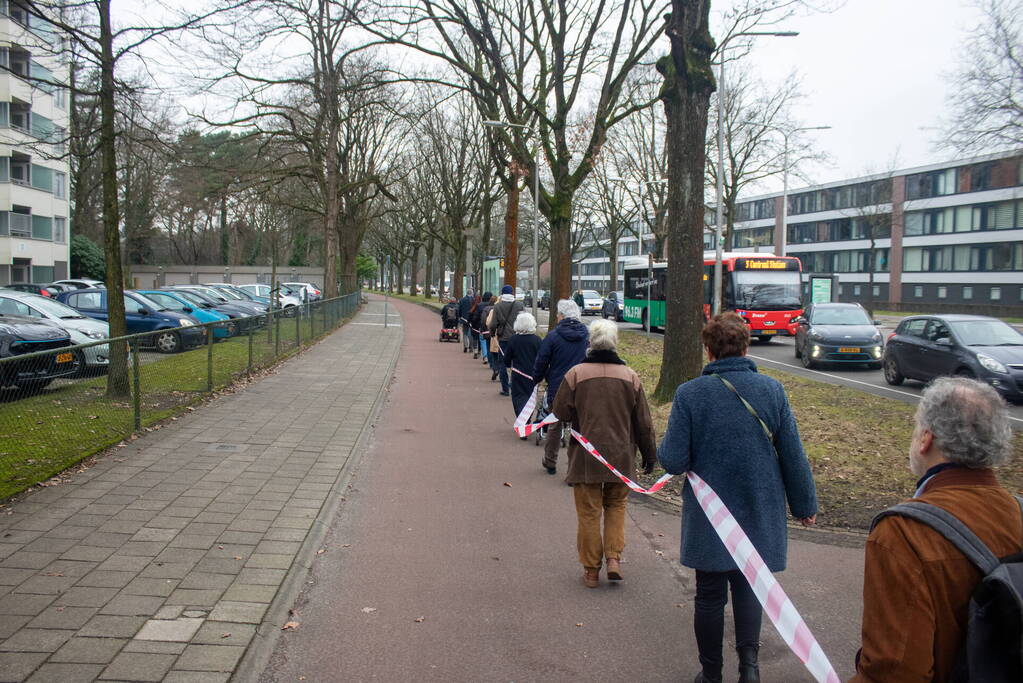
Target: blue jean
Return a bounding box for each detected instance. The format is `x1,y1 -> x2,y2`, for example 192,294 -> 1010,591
479,334 -> 489,361
495,341 -> 510,392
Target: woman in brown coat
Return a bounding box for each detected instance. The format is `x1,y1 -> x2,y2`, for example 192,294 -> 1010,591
551,319 -> 657,588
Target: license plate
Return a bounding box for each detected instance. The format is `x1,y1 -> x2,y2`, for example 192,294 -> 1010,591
56,352 -> 74,363
761,329 -> 777,335
839,347 -> 860,353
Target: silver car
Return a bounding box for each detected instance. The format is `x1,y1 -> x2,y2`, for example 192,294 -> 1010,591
0,289 -> 111,368
237,283 -> 303,309
282,282 -> 322,302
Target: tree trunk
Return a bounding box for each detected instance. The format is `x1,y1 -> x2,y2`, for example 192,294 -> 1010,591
452,232 -> 466,299
219,195 -> 229,265
411,244 -> 420,296
322,145 -> 340,299
654,0 -> 715,403
396,259 -> 405,295
504,179 -> 519,288
548,214 -> 572,307
424,239 -> 434,299
99,0 -> 129,399
437,243 -> 446,298
609,241 -> 619,294
339,237 -> 358,295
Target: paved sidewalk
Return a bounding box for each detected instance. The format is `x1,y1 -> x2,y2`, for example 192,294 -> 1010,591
0,299 -> 400,682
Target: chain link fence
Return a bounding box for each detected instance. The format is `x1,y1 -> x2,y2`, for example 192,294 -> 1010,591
0,292 -> 361,498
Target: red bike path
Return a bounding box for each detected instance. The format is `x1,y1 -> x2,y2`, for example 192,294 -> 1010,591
261,296 -> 865,682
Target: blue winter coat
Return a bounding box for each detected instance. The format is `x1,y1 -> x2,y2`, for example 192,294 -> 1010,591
457,295 -> 473,321
532,318 -> 589,400
657,356 -> 818,572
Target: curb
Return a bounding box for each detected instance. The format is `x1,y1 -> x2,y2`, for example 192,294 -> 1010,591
232,301 -> 405,682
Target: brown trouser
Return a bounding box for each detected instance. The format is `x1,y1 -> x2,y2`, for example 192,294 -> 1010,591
573,482 -> 629,571
543,420 -> 562,469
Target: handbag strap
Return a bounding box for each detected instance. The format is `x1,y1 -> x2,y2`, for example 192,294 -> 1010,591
713,373 -> 777,455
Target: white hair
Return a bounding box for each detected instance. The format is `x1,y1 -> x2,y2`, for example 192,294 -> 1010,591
557,299 -> 581,319
588,319 -> 619,352
513,311 -> 537,334
917,377 -> 1011,468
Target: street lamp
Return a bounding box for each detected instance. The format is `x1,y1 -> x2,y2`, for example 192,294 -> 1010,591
483,120 -> 540,322
713,30 -> 799,316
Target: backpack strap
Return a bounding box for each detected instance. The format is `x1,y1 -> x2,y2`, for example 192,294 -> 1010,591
872,501 -> 1001,575
713,374 -> 776,450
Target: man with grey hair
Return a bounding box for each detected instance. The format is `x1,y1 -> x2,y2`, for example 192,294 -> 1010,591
853,377 -> 1022,682
532,299 -> 589,473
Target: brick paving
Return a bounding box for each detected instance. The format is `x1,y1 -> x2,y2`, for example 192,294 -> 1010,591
0,299 -> 400,682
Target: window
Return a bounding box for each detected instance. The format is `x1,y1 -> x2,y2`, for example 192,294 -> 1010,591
10,153 -> 29,185
937,286 -> 947,299
54,172 -> 65,199
914,286 -> 923,298
0,297 -> 32,316
905,168 -> 957,200
10,206 -> 30,237
901,319 -> 928,338
853,285 -> 861,296
970,163 -> 994,191
991,287 -> 1001,301
9,100 -> 29,132
70,292 -> 102,309
31,265 -> 52,284
53,217 -> 65,243
53,88 -> 66,110
872,285 -> 880,297
963,286 -> 973,300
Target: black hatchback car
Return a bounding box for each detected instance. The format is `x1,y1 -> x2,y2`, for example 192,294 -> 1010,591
883,314 -> 1023,401
0,315 -> 79,390
793,302 -> 883,369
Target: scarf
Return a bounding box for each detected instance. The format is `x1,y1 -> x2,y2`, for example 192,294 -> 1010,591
581,349 -> 626,365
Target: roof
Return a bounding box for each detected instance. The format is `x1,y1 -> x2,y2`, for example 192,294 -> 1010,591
905,313 -> 1000,322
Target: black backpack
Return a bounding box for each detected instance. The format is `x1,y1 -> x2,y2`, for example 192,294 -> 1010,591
872,497 -> 1023,682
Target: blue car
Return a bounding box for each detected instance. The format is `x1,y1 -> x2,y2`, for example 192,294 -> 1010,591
137,290 -> 235,339
57,288 -> 205,353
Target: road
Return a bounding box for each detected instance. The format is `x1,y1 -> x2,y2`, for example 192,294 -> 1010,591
262,296 -> 865,682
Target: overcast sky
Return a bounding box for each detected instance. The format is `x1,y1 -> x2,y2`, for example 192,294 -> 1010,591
727,0 -> 988,192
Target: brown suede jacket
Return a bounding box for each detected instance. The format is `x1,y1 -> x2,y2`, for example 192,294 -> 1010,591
851,467 -> 1022,682
551,351 -> 657,485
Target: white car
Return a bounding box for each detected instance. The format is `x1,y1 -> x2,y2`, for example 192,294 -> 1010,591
236,284 -> 303,309
581,290 -> 603,316
0,289 -> 111,368
52,278 -> 105,290
283,282 -> 322,302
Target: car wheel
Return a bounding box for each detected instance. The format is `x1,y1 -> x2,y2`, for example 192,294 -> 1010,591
602,311 -> 608,319
883,355 -> 905,385
794,340 -> 802,359
800,345 -> 816,369
955,368 -> 975,379
154,330 -> 181,354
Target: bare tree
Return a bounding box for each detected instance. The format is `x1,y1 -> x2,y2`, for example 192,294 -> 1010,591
362,0 -> 669,305
575,158 -> 642,294
945,0 -> 1023,152
654,0 -> 716,402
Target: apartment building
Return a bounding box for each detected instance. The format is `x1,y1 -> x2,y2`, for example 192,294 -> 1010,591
572,149 -> 1023,312
0,1 -> 69,286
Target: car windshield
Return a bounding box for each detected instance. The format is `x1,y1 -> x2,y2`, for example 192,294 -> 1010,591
176,290 -> 214,306
194,288 -> 229,302
733,271 -> 802,311
583,290 -> 600,299
228,288 -> 255,301
129,292 -> 167,311
810,308 -> 872,325
26,296 -> 87,319
949,320 -> 1023,346
144,292 -> 189,312
211,287 -> 244,300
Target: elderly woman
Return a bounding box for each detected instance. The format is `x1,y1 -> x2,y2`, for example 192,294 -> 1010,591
503,312 -> 542,420
657,313 -> 818,683
551,319 -> 656,588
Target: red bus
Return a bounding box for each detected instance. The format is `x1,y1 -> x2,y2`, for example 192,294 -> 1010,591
703,252 -> 804,341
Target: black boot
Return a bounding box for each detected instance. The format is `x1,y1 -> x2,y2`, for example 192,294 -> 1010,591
737,645 -> 760,683
693,671 -> 722,683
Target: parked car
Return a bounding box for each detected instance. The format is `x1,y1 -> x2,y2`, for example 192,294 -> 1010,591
52,279 -> 105,290
168,285 -> 266,317
602,291 -> 625,321
883,314 -> 1023,401
234,283 -> 303,310
4,283 -> 61,298
137,290 -> 235,339
57,288 -> 205,353
539,291 -> 550,310
282,281 -> 322,302
0,315 -> 79,390
580,290 -> 603,316
162,288 -> 260,331
793,303 -> 883,369
0,290 -> 111,370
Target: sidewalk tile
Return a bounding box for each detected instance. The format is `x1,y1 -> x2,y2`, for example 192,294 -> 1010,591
134,617 -> 204,642
99,652 -> 176,681
164,589 -> 223,608
0,629 -> 74,652
57,587 -> 119,608
122,577 -> 178,597
122,640 -> 186,654
0,652 -> 48,681
220,583 -> 276,604
60,546 -> 116,563
75,571 -> 136,589
164,671 -> 229,683
191,621 -> 255,647
0,618 -> 31,640
0,594 -> 56,616
26,663 -> 105,682
12,575 -> 78,595
99,595 -> 164,617
206,601 -> 267,624
78,615 -> 145,638
175,644 -> 245,672
27,606 -> 97,630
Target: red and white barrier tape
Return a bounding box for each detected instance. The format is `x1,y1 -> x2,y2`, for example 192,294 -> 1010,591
513,385 -> 539,429
511,409 -> 840,683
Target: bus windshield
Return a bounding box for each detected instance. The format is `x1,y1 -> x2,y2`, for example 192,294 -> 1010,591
733,271 -> 802,311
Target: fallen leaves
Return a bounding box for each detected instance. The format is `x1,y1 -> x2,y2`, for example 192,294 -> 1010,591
413,616 -> 425,623
502,482 -> 512,487
361,607 -> 377,614
221,632 -> 232,639
575,622 -> 584,627
281,621 -> 299,631
316,548 -> 326,555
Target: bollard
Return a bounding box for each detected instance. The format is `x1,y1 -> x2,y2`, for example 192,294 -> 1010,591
206,325 -> 214,392
132,338 -> 141,432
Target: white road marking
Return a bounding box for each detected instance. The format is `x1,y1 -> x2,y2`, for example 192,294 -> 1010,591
748,352 -> 1023,425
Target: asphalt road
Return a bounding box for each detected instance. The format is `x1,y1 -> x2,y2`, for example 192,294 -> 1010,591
261,296 -> 865,682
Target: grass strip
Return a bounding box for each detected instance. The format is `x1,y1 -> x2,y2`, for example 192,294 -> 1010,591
617,331 -> 1023,529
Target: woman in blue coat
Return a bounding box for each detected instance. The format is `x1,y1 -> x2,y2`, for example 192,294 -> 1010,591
503,311 -> 542,420
657,313 -> 818,683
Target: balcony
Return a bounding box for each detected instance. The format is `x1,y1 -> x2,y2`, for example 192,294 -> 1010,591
9,212 -> 30,237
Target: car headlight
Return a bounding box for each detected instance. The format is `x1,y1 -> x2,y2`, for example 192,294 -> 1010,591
977,353 -> 1008,374
872,346 -> 882,358
872,332 -> 882,343
810,331 -> 824,341
82,329 -> 106,340
811,344 -> 822,358
178,318 -> 194,327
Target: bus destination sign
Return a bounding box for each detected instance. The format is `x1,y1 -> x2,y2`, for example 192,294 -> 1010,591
735,258 -> 799,271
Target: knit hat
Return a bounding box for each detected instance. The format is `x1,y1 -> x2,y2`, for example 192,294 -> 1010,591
501,285 -> 514,295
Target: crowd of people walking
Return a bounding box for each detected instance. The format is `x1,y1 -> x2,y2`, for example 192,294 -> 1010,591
438,289 -> 1022,683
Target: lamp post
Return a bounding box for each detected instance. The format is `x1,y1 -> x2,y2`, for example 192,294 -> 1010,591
483,120 -> 539,322
713,30 -> 799,316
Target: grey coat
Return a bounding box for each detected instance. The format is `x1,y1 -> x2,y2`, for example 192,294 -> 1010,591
657,356 -> 818,572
